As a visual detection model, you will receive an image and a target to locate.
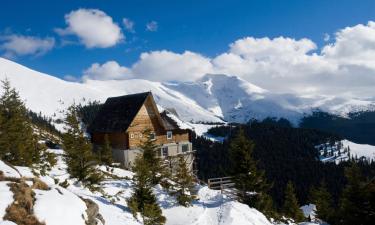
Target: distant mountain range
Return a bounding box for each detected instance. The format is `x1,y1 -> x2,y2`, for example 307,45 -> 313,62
1,57 -> 375,125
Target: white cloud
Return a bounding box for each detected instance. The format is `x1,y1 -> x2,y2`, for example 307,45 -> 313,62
212,36 -> 336,94
81,21 -> 375,98
0,35 -> 55,57
83,61 -> 132,81
131,50 -> 212,81
123,18 -> 135,33
146,21 -> 158,32
57,9 -> 123,48
324,33 -> 330,42
63,75 -> 80,82
322,21 -> 375,69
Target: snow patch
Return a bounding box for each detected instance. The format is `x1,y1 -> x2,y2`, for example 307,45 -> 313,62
0,182 -> 13,221
34,187 -> 88,225
0,161 -> 20,178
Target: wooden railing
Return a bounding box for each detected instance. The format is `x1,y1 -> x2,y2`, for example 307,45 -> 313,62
207,176 -> 237,199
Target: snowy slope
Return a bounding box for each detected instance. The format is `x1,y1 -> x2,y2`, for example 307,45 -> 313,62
342,139 -> 375,160
317,140 -> 375,163
0,58 -> 222,123
1,57 -> 375,125
0,151 -> 272,225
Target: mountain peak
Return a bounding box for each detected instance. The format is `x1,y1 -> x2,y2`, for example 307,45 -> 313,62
1,58 -> 375,125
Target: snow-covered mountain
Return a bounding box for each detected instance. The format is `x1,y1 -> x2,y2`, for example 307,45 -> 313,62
1,57 -> 375,125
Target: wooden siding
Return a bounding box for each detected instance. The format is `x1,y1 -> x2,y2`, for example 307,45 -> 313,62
92,94 -> 190,149
126,95 -> 189,148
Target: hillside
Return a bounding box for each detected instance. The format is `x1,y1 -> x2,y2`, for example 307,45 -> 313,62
1,57 -> 375,126
300,111 -> 375,145
0,149 -> 272,225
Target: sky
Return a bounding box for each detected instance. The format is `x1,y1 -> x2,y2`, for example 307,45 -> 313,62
1,0 -> 375,98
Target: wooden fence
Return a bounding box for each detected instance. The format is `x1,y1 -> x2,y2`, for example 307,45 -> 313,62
207,176 -> 237,199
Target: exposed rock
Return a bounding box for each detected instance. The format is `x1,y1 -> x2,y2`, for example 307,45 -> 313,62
82,198 -> 105,225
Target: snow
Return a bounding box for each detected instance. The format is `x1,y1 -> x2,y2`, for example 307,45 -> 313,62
342,139 -> 375,160
0,182 -> 13,221
0,161 -> 20,178
0,222 -> 17,225
301,204 -> 316,220
316,140 -> 375,163
1,57 -> 375,126
0,149 -> 275,225
33,187 -> 88,225
98,165 -> 134,179
161,186 -> 271,225
14,166 -> 34,178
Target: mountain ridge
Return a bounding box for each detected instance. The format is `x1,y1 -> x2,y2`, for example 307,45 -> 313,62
1,57 -> 375,125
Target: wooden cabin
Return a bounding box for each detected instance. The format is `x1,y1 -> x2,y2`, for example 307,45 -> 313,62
88,92 -> 194,171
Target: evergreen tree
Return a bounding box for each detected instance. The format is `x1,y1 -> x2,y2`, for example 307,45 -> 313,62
173,155 -> 195,206
62,104 -> 102,185
98,134 -> 113,166
229,128 -> 274,216
309,181 -> 334,223
140,129 -> 166,185
0,79 -> 44,166
338,163 -> 374,225
282,181 -> 305,222
127,155 -> 166,225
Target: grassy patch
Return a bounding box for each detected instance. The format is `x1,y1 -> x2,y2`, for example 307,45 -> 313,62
4,181 -> 45,225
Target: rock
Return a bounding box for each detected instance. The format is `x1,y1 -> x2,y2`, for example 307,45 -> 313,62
82,198 -> 105,225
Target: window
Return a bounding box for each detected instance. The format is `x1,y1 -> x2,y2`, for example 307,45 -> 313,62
149,132 -> 156,140
162,146 -> 168,157
167,131 -> 173,140
181,144 -> 189,153
130,133 -> 134,139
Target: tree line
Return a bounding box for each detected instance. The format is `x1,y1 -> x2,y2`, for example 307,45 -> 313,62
195,121 -> 375,223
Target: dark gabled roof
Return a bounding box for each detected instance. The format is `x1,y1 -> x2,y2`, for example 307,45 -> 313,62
88,92 -> 151,133
160,110 -> 189,131
160,111 -> 179,130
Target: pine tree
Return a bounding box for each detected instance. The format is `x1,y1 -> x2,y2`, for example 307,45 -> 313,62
127,155 -> 166,225
173,155 -> 195,206
282,181 -> 304,222
229,128 -> 274,216
62,104 -> 102,185
253,193 -> 278,219
99,134 -> 113,166
0,78 -> 44,166
140,129 -> 166,185
309,181 -> 334,223
338,163 -> 373,225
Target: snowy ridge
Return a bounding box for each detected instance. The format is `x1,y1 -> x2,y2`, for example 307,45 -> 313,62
1,57 -> 375,125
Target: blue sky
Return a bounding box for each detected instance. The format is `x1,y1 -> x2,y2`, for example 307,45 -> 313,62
1,0 -> 375,83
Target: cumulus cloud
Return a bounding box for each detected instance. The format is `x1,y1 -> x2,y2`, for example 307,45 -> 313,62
212,36 -> 336,94
83,61 -> 132,81
56,9 -> 123,48
322,21 -> 375,69
123,18 -> 135,33
131,51 -> 212,81
0,34 -> 55,57
82,21 -> 375,98
146,21 -> 158,32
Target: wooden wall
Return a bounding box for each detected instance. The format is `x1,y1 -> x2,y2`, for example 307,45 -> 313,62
92,95 -> 190,150
127,95 -> 190,148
